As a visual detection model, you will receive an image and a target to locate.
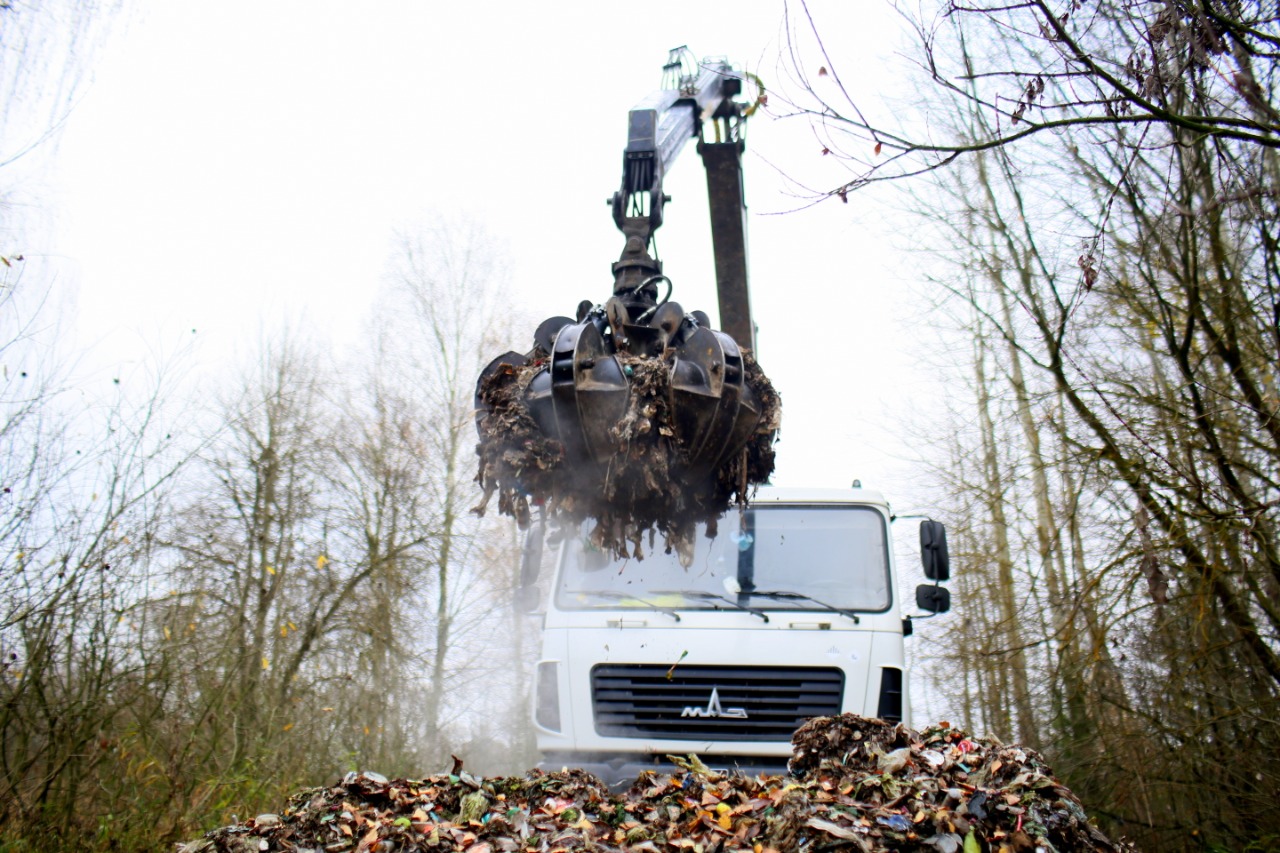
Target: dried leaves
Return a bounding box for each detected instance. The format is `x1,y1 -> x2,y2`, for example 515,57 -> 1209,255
184,715 -> 1132,853
787,715 -> 1131,852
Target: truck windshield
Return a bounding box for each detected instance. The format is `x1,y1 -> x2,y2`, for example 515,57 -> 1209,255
554,506 -> 891,613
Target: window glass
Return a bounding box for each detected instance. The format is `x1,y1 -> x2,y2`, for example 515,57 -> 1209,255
554,506 -> 891,613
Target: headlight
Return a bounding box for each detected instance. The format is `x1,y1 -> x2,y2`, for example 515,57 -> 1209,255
535,661 -> 561,731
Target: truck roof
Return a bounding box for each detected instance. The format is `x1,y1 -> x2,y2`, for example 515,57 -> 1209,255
750,485 -> 890,510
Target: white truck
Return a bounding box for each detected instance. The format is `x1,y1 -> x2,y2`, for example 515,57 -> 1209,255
521,485 -> 951,786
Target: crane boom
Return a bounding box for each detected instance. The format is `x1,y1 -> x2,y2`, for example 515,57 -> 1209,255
702,138 -> 753,350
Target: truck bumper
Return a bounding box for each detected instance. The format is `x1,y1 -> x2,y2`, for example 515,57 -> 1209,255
537,753 -> 792,791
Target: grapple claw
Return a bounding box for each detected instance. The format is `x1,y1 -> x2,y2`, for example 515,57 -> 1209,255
473,282 -> 780,559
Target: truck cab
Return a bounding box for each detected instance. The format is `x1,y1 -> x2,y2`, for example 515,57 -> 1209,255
525,485 -> 950,788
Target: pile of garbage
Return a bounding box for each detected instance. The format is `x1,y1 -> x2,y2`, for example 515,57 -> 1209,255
784,715 -> 1129,852
180,715 -> 1132,853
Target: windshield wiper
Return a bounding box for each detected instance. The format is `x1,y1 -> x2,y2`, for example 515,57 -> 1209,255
648,589 -> 770,623
571,589 -> 681,622
745,590 -> 861,624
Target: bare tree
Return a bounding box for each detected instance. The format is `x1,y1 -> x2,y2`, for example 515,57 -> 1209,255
907,115 -> 1279,849
773,0 -> 1280,195
320,373 -> 440,775
0,276 -> 191,847
1,0 -> 123,169
146,341 -> 378,821
376,216 -> 533,770
776,4 -> 1280,844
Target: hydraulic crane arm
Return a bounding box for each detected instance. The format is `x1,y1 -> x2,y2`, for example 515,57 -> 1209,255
701,132 -> 752,351
609,47 -> 756,349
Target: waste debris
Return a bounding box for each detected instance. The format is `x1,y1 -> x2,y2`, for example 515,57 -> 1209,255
473,341 -> 779,564
180,715 -> 1133,853
785,714 -> 1132,852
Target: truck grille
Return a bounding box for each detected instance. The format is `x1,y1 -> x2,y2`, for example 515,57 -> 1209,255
591,664 -> 844,741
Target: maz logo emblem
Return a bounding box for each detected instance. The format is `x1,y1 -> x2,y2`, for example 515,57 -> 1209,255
680,687 -> 748,719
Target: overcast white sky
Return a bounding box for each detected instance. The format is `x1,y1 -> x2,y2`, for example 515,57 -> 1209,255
35,1 -> 935,498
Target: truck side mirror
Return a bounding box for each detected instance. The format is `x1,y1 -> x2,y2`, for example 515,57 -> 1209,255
915,583 -> 951,614
517,583 -> 540,612
518,518 -> 546,612
920,520 -> 950,581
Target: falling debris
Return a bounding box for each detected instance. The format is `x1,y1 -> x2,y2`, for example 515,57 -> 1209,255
181,715 -> 1133,853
